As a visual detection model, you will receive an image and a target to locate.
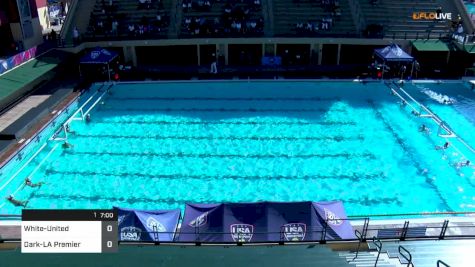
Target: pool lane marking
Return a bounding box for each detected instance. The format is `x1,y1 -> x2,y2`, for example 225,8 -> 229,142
94,108 -> 348,113
73,134 -> 365,142
90,120 -> 358,126
63,150 -> 377,160
27,143 -> 59,181
367,100 -> 452,212
26,192 -> 403,208
43,170 -> 386,182
106,96 -> 342,101
0,143 -> 47,193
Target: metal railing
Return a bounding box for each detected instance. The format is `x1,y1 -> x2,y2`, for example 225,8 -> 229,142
1,213 -> 474,244
372,237 -> 382,267
386,81 -> 475,157
437,260 -> 450,267
398,245 -> 413,267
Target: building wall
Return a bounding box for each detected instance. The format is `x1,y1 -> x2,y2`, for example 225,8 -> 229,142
35,0 -> 48,31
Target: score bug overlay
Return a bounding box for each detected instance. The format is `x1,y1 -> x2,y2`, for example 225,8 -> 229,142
21,209 -> 118,253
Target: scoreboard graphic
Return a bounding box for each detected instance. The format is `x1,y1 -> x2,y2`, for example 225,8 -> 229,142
21,210 -> 118,253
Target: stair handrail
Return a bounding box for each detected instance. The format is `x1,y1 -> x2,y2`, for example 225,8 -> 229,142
439,220 -> 449,240
437,260 -> 450,267
352,229 -> 363,261
398,245 -> 413,267
372,236 -> 382,267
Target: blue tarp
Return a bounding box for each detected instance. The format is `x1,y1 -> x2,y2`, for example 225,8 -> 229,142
375,44 -> 414,62
80,47 -> 118,64
115,207 -> 181,242
178,201 -> 354,242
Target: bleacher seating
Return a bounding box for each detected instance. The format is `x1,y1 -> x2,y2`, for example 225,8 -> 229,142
80,0 -> 460,40
358,0 -> 457,39
85,0 -> 173,40
180,0 -> 264,37
272,0 -> 357,37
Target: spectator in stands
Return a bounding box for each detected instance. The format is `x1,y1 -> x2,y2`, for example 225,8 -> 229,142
97,20 -> 105,34
73,26 -> 80,45
111,19 -> 119,36
210,53 -> 218,74
128,23 -> 136,36
457,23 -> 464,34
183,0 -> 192,12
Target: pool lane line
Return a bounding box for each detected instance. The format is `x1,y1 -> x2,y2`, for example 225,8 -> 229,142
43,170 -> 386,182
62,150 -> 377,160
94,107 -> 348,113
0,143 -> 47,193
106,96 -> 342,102
91,120 -> 357,126
367,100 -> 452,212
27,192 -> 403,208
73,134 -> 365,142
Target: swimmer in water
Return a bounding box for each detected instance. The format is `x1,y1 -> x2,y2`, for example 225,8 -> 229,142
62,141 -> 73,149
457,160 -> 471,167
24,178 -> 45,188
6,195 -> 28,207
65,124 -> 75,134
419,124 -> 430,134
85,114 -> 91,123
435,142 -> 450,150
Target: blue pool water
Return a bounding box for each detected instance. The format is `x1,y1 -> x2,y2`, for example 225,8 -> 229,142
0,81 -> 474,216
465,1 -> 475,14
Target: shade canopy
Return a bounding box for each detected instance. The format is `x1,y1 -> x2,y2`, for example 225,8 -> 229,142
80,47 -> 118,65
412,40 -> 452,52
178,201 -> 354,243
115,207 -> 181,242
375,44 -> 414,62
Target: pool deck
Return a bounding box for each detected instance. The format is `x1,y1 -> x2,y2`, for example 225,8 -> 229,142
0,90 -> 80,168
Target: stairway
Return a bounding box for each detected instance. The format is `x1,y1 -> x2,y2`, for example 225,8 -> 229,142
368,239 -> 475,267
62,0 -> 97,45
339,250 -> 404,267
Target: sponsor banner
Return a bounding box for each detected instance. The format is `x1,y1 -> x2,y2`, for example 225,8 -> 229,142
313,201 -> 355,239
179,201 -> 354,242
283,223 -> 306,241
0,46 -> 37,75
178,203 -> 224,242
115,207 -> 181,242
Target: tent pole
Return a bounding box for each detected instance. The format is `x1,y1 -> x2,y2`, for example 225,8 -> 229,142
410,61 -> 414,79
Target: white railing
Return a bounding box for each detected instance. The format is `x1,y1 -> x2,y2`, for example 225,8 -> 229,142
387,82 -> 475,159
0,143 -> 60,209
0,143 -> 47,193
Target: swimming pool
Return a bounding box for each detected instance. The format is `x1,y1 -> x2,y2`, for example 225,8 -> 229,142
1,81 -> 474,216
465,1 -> 475,15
